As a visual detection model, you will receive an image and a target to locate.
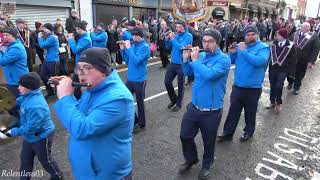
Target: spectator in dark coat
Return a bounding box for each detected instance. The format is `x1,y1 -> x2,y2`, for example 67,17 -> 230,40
65,10 -> 80,34
54,25 -> 69,75
107,24 -> 119,65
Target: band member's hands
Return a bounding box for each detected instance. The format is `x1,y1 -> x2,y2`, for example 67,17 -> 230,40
38,32 -> 44,38
169,32 -> 175,40
56,77 -> 74,99
308,62 -> 315,69
67,33 -> 74,40
119,41 -> 125,49
191,46 -> 200,61
182,45 -> 192,62
124,40 -> 131,49
239,42 -> 246,51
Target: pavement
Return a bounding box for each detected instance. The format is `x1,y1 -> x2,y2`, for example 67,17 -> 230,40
0,54 -> 320,180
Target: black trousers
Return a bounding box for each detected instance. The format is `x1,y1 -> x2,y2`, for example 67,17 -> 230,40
164,63 -> 184,107
126,81 -> 147,127
269,71 -> 287,104
6,84 -> 20,119
159,46 -> 169,68
40,61 -> 60,96
25,47 -> 33,72
287,61 -> 308,91
20,132 -> 63,180
222,85 -> 262,136
35,48 -> 45,64
180,103 -> 222,169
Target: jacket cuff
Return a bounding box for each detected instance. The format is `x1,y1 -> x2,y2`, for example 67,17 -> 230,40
10,127 -> 19,137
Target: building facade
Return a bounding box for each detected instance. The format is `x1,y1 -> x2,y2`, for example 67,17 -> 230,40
1,0 -> 73,30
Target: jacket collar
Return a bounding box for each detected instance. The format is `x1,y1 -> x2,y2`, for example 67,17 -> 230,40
87,69 -> 119,93
16,89 -> 42,105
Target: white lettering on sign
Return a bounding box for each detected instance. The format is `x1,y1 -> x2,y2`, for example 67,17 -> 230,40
274,143 -> 304,160
254,163 -> 294,180
262,151 -> 303,171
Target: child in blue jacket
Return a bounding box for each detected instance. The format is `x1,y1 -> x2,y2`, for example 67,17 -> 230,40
0,72 -> 64,180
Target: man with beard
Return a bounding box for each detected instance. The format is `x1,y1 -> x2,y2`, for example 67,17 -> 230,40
179,29 -> 230,179
217,25 -> 270,142
287,22 -> 320,95
164,20 -> 192,112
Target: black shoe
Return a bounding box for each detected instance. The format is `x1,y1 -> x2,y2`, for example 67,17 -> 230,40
198,168 -> 210,180
133,125 -> 145,134
240,134 -> 252,142
217,134 -> 233,142
178,160 -> 199,174
287,84 -> 293,90
265,104 -> 275,109
293,90 -> 299,95
171,105 -> 181,112
167,101 -> 176,109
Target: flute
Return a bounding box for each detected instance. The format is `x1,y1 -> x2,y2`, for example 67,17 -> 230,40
181,48 -> 207,52
116,40 -> 134,44
47,79 -> 92,87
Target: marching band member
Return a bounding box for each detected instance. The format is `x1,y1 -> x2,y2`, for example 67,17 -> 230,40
0,72 -> 64,180
38,23 -> 60,98
164,19 -> 193,112
67,20 -> 92,64
266,28 -> 297,113
179,29 -> 230,179
218,25 -> 270,142
120,27 -> 150,134
90,23 -> 108,48
287,22 -> 320,95
53,48 -> 134,180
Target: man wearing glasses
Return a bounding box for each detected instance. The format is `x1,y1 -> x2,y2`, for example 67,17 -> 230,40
218,25 -> 270,142
179,29 -> 231,179
52,48 -> 135,180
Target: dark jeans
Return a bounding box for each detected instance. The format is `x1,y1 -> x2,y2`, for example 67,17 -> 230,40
164,63 -> 184,107
126,81 -> 147,127
40,61 -> 60,96
35,48 -> 45,64
25,47 -> 33,72
180,103 -> 222,169
20,132 -> 63,180
223,85 -> 262,136
159,46 -> 169,68
287,61 -> 308,91
6,84 -> 20,119
269,71 -> 287,104
59,58 -> 68,75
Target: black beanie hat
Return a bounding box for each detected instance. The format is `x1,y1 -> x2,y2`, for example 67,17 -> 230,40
75,20 -> 88,31
244,25 -> 258,34
19,72 -> 41,90
78,48 -> 112,75
1,27 -> 18,38
203,29 -> 222,44
43,23 -> 53,31
175,19 -> 186,28
127,20 -> 136,27
131,27 -> 144,37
